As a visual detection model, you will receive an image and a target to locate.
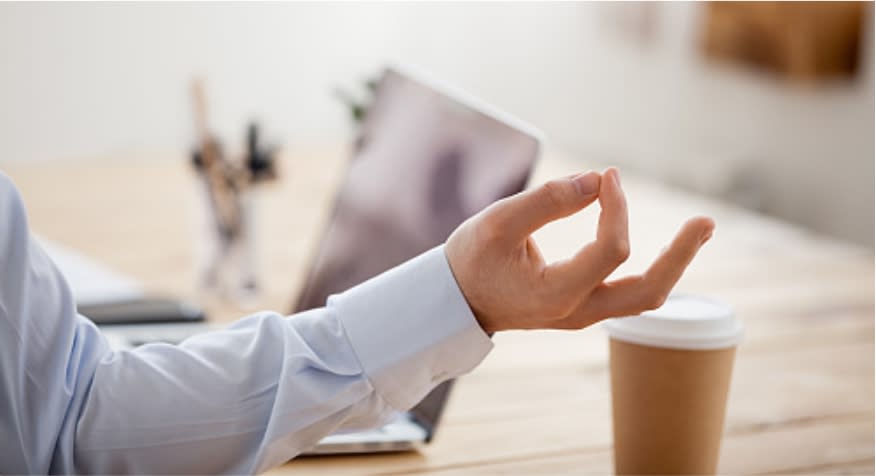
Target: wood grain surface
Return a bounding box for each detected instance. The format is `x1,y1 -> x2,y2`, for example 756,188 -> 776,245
4,144 -> 873,474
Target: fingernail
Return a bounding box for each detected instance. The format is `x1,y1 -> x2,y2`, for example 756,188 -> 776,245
610,168 -> 622,186
699,228 -> 714,245
572,172 -> 600,196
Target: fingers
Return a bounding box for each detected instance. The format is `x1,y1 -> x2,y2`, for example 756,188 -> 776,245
559,216 -> 715,327
542,167 -> 629,294
486,171 -> 601,243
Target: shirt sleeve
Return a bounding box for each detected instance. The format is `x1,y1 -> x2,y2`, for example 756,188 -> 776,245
0,172 -> 493,474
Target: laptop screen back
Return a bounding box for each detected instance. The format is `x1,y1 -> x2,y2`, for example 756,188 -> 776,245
292,66 -> 539,436
293,67 -> 540,314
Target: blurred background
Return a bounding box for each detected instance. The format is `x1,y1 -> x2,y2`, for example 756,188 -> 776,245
0,1 -> 873,247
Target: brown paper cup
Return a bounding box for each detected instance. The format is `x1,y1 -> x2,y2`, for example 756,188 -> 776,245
604,295 -> 742,475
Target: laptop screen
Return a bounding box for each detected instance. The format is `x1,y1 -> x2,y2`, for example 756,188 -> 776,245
293,67 -> 540,314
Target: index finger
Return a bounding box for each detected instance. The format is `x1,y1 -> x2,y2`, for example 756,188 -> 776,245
542,167 -> 630,295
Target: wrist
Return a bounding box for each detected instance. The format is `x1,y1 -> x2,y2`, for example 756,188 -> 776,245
443,243 -> 499,335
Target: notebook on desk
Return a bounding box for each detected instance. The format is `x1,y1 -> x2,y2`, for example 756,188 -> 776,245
39,237 -> 216,350
38,237 -> 145,307
54,63 -> 542,455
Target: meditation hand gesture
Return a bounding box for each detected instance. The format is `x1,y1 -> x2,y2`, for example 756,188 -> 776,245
446,168 -> 714,334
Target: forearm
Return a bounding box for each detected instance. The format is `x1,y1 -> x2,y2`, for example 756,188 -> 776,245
0,170 -> 492,474
73,310 -> 390,473
74,247 -> 493,474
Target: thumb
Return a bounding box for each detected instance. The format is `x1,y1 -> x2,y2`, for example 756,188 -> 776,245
488,171 -> 601,242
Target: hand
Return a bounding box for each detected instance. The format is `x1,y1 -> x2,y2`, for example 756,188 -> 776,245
445,168 -> 714,334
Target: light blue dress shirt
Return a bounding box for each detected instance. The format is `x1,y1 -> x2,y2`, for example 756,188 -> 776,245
0,172 -> 494,474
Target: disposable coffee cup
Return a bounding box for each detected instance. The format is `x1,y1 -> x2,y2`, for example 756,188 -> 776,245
603,294 -> 743,475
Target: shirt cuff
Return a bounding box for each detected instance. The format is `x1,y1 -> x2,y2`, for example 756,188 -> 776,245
329,245 -> 493,411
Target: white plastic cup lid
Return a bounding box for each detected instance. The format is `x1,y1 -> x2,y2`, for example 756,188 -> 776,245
602,294 -> 743,350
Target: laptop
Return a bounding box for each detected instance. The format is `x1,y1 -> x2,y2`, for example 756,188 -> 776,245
73,64 -> 543,454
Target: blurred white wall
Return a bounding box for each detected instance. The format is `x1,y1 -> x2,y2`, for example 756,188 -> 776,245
0,2 -> 872,246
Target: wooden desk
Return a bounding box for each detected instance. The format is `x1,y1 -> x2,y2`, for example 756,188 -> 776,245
4,145 -> 873,474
